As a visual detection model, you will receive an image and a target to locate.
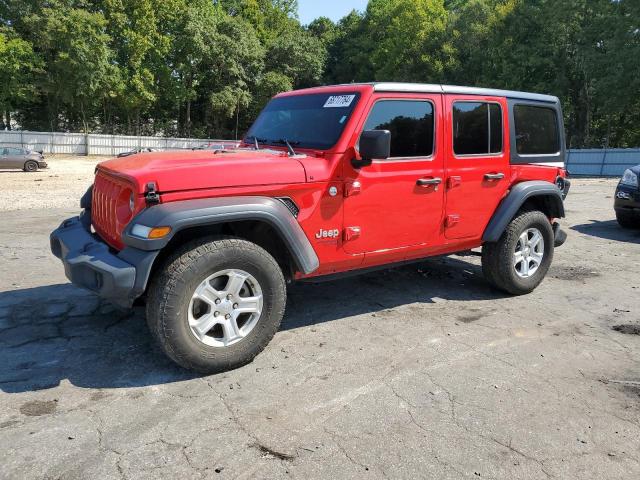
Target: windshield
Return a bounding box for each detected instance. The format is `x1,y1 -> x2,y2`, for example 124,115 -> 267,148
245,93 -> 360,150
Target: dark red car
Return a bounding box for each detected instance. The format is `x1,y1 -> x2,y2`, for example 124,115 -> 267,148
51,83 -> 570,372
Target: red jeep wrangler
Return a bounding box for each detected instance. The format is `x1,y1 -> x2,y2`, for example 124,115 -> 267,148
51,83 -> 570,373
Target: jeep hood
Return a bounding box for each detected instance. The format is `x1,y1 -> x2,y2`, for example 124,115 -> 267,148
98,150 -> 308,194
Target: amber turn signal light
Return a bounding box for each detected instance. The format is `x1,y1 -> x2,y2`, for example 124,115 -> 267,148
148,226 -> 172,239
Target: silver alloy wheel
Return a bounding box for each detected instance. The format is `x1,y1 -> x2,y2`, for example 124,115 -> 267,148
514,228 -> 545,278
188,269 -> 263,347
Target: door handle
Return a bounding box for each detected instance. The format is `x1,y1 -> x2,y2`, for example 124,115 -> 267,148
484,173 -> 505,181
416,177 -> 442,187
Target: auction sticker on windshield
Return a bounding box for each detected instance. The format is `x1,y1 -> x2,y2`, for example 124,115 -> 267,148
324,95 -> 356,108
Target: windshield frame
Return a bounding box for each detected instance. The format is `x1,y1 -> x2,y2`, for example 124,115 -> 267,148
244,92 -> 362,151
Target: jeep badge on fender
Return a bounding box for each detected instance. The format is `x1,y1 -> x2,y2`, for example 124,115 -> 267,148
315,228 -> 340,239
50,82 -> 570,373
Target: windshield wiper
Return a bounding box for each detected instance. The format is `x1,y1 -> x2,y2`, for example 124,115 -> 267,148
244,136 -> 268,150
272,138 -> 299,156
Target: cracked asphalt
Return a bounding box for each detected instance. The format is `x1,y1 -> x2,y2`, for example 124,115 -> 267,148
1,174 -> 640,479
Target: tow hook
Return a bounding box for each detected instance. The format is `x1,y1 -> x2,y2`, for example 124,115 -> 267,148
144,182 -> 161,205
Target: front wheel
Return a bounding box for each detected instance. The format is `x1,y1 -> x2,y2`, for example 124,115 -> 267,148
146,237 -> 286,373
482,210 -> 554,295
616,211 -> 639,229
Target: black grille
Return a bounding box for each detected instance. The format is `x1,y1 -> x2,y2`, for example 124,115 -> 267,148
277,197 -> 299,218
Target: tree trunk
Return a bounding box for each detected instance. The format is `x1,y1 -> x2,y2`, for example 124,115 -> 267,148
5,110 -> 11,130
186,100 -> 191,138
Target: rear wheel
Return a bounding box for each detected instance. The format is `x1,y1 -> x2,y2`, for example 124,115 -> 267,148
24,160 -> 38,172
482,210 -> 554,295
146,236 -> 286,373
616,211 -> 639,229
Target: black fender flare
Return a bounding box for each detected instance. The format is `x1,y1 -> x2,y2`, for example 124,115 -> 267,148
482,181 -> 565,243
121,196 -> 320,275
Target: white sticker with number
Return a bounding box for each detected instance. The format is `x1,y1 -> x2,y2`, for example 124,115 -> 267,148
323,95 -> 356,108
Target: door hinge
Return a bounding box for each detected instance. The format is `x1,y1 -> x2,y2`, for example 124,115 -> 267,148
344,226 -> 361,241
446,214 -> 460,228
144,182 -> 161,205
447,176 -> 462,189
344,181 -> 361,197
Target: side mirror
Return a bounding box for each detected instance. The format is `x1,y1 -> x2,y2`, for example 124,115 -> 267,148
353,130 -> 391,168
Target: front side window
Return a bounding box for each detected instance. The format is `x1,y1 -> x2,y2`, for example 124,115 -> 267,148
245,93 -> 360,150
514,105 -> 560,155
453,102 -> 503,156
362,100 -> 434,158
6,148 -> 23,155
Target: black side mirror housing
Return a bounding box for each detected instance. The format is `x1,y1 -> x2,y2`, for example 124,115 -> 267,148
353,130 -> 391,168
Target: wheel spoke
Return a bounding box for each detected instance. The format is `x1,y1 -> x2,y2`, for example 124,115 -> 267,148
519,231 -> 529,248
529,231 -> 542,249
225,271 -> 249,297
190,313 -> 218,339
236,296 -> 262,314
194,282 -> 221,306
530,252 -> 543,266
521,258 -> 530,276
222,317 -> 244,344
514,252 -> 525,267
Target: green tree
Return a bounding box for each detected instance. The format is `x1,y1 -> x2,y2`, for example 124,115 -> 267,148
364,0 -> 455,82
266,28 -> 326,88
24,5 -> 117,132
0,29 -> 41,128
169,0 -> 264,137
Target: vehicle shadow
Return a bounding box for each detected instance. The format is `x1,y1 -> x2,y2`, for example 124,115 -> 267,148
1,255 -> 505,394
571,219 -> 640,243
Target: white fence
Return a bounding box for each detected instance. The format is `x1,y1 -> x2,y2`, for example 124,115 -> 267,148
0,130 -> 232,156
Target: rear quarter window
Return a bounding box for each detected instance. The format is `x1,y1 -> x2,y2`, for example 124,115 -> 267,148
514,105 -> 560,155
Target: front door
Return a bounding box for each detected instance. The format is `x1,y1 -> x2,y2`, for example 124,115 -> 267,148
444,95 -> 511,239
343,94 -> 445,254
0,148 -> 8,168
2,148 -> 24,169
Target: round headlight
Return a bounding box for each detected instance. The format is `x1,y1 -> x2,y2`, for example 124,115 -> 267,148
129,192 -> 135,212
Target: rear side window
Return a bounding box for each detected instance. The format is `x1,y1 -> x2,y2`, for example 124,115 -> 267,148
363,100 -> 434,158
514,105 -> 560,155
453,102 -> 502,156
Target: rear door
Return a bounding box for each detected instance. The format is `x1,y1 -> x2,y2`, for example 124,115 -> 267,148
444,95 -> 510,239
343,93 -> 445,254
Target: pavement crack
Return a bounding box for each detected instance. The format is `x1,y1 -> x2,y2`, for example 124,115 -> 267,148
203,378 -> 297,463
324,427 -> 370,473
484,435 -> 553,479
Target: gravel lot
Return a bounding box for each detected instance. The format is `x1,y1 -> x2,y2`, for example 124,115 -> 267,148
1,159 -> 639,479
0,156 -> 102,211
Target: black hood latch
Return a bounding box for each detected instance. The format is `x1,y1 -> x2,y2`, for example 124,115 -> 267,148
144,182 -> 161,205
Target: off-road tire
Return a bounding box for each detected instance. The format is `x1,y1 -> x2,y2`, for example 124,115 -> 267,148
482,210 -> 554,295
146,236 -> 286,373
24,160 -> 38,172
616,211 -> 639,229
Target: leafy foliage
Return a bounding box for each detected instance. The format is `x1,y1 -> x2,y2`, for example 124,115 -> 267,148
1,0 -> 639,147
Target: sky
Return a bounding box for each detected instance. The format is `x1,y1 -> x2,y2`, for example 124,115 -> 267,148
297,0 -> 369,25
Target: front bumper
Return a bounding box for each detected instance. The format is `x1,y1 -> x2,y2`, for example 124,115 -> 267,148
38,160 -> 48,168
50,214 -> 158,308
614,183 -> 640,216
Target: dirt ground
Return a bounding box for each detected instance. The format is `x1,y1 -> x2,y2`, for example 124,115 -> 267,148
0,155 -> 104,211
0,160 -> 639,479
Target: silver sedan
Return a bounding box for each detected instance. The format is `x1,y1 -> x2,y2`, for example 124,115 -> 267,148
0,147 -> 47,172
